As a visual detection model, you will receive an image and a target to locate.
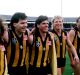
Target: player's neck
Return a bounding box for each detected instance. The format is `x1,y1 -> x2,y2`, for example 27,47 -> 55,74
55,29 -> 61,36
15,30 -> 22,38
39,30 -> 46,41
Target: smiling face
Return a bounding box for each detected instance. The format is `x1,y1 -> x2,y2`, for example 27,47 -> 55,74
13,19 -> 28,33
52,16 -> 63,31
38,20 -> 49,33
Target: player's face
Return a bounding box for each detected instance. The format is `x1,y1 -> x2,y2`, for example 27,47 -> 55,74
38,20 -> 49,33
53,18 -> 63,31
14,19 -> 28,33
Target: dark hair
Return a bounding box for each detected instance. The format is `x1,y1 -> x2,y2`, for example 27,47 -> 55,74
76,17 -> 80,23
35,15 -> 48,27
10,12 -> 27,30
0,19 -> 4,44
0,19 -> 4,36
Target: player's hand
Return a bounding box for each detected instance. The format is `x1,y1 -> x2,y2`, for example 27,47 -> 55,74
74,55 -> 79,64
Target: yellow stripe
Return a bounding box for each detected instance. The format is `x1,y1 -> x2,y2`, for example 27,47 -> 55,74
25,47 -> 29,71
43,38 -> 49,67
12,33 -> 19,67
0,49 -> 4,74
36,37 -> 43,67
4,55 -> 8,75
62,33 -> 66,58
20,34 -> 26,66
30,45 -> 35,65
7,42 -> 11,64
51,37 -> 57,75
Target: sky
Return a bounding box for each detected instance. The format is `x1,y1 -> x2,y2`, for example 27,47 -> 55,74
0,0 -> 80,17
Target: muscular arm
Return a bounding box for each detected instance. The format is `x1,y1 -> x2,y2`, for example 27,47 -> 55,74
67,31 -> 79,63
68,30 -> 75,64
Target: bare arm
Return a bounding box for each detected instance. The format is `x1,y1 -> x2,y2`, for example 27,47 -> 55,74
68,30 -> 75,64
67,32 -> 79,63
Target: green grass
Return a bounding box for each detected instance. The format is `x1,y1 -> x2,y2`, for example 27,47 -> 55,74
63,52 -> 73,75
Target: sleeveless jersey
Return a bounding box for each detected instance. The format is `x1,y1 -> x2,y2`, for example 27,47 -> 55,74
52,30 -> 67,58
29,32 -> 53,67
7,30 -> 28,67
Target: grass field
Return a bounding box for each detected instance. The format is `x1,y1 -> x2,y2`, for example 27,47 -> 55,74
63,52 -> 73,75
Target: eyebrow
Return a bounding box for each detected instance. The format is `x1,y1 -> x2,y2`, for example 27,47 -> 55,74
20,22 -> 27,24
41,22 -> 49,24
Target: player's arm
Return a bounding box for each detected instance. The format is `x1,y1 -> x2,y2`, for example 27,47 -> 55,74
68,30 -> 76,66
67,32 -> 79,64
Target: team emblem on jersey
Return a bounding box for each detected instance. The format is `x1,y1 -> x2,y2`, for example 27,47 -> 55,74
36,41 -> 40,47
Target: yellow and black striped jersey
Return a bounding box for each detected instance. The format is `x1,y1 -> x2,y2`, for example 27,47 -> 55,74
51,30 -> 67,58
29,31 -> 53,68
0,45 -> 7,75
7,30 -> 28,67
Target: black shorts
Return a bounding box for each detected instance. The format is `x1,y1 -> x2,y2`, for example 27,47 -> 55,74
8,66 -> 27,75
28,64 -> 52,75
57,58 -> 66,68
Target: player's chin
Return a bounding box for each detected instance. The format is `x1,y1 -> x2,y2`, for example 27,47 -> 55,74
43,30 -> 48,33
21,29 -> 26,33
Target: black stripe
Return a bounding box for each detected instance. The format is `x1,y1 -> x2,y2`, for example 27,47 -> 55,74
59,34 -> 62,58
17,36 -> 23,66
33,37 -> 39,67
17,44 -> 23,66
41,50 -> 45,67
41,34 -> 48,67
8,38 -> 16,66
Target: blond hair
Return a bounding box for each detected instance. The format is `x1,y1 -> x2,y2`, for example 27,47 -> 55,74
51,16 -> 64,29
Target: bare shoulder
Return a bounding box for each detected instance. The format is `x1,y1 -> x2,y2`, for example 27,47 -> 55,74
67,29 -> 75,45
